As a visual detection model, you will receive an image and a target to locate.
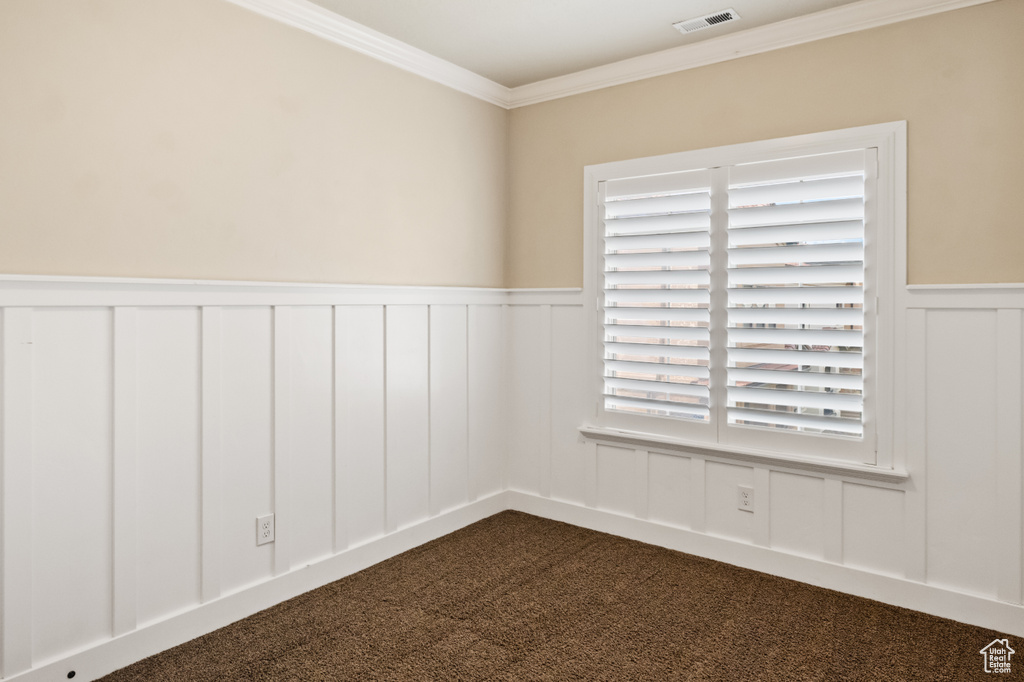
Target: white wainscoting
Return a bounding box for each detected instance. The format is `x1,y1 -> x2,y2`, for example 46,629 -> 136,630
2,275 -> 1023,681
0,276 -> 518,682
506,285 -> 1024,637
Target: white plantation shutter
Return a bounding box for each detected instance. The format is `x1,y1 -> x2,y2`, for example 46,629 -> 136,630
601,169 -> 712,422
588,123 -> 902,466
726,150 -> 867,437
597,148 -> 874,444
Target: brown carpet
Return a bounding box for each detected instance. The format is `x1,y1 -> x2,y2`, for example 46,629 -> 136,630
101,511 -> 1017,681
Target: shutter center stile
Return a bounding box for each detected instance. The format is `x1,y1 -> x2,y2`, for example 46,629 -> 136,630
709,166 -> 731,440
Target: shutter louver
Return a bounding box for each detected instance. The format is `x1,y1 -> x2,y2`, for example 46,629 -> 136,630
726,150 -> 866,437
601,169 -> 712,422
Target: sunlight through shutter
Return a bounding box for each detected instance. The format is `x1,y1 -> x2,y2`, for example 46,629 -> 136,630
725,150 -> 866,437
601,169 -> 712,421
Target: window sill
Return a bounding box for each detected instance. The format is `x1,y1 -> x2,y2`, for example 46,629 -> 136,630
578,425 -> 909,484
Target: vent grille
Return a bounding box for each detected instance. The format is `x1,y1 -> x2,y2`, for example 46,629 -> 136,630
673,8 -> 740,34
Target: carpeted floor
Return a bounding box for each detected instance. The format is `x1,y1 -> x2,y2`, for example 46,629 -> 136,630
101,511 -> 1017,681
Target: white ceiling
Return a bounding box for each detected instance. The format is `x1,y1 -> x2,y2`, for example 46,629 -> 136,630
306,0 -> 863,88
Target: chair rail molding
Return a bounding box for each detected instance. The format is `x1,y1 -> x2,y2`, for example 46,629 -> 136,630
0,274 -> 584,308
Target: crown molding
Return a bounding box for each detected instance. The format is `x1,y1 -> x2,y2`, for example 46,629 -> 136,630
221,0 -> 512,108
222,0 -> 994,111
506,0 -> 997,108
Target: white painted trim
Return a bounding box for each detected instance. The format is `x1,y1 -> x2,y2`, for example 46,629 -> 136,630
425,305 -> 434,519
753,468 -> 771,548
903,308 -> 928,584
908,283 -> 1024,290
709,165 -> 731,441
579,425 -> 909,484
995,309 -> 1023,605
1,309 -> 33,678
506,492 -> 1024,637
331,307 -> 348,554
272,306 -> 293,577
538,305 -> 553,499
499,304 -> 510,496
26,274 -> 1017,314
583,122 -> 905,476
904,285 -> 1024,311
5,493 -> 509,682
0,274 -> 505,290
112,308 -> 139,637
222,0 -> 994,110
507,0 -> 996,107
503,289 -> 584,306
585,121 -> 908,184
689,458 -> 706,533
583,440 -> 598,508
462,306 -> 474,506
0,275 -> 582,308
633,450 -> 649,521
200,308 -> 224,605
891,124 -> 909,294
220,0 -> 511,108
822,479 -> 844,564
0,275 -> 512,307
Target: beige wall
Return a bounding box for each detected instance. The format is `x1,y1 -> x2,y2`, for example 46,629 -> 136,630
4,1 -> 1022,288
507,0 -> 1024,287
0,0 -> 508,286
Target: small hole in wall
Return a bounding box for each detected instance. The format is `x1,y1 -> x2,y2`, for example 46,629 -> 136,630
67,672 -> 76,679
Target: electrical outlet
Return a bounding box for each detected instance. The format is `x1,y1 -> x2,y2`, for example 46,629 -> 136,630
256,513 -> 275,545
737,485 -> 755,513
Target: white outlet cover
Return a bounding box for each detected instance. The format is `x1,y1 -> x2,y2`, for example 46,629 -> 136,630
256,513 -> 275,545
737,485 -> 755,513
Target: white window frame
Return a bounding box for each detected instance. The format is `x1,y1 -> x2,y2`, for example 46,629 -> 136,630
581,122 -> 906,475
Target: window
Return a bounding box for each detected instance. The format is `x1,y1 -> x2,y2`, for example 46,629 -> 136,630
583,123 -> 904,467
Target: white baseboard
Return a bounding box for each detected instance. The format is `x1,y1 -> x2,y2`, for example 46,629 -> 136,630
506,492 -> 1024,638
7,493 -> 509,682
9,488 -> 1021,681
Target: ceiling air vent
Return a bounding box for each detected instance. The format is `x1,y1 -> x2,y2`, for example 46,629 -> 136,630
672,8 -> 740,34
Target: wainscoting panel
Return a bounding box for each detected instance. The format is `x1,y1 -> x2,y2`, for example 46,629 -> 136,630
429,305 -> 470,517
507,305 -> 549,495
31,308 -> 114,664
0,278 -> 512,680
2,276 -> 1024,680
2,307 -> 33,679
549,306 -> 588,506
466,304 -> 505,500
504,284 -> 1024,637
841,482 -> 905,578
768,471 -> 824,560
647,453 -> 690,529
925,309 -> 1000,598
595,444 -> 636,516
384,305 -> 430,533
285,306 -> 335,569
219,307 -> 275,595
335,304 -> 386,550
704,461 -> 755,545
135,307 -> 202,627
